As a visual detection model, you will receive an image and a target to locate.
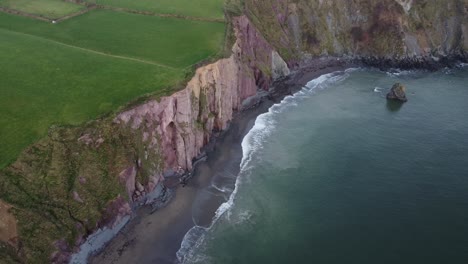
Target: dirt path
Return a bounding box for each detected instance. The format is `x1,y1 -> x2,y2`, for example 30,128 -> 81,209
0,6 -> 51,22
0,28 -> 178,69
55,5 -> 96,22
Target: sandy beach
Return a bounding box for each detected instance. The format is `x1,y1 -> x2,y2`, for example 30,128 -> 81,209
89,58 -> 351,264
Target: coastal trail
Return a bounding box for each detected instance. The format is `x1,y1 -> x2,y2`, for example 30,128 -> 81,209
0,27 -> 178,69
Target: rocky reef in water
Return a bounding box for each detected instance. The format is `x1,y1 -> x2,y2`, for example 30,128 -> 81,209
0,0 -> 467,263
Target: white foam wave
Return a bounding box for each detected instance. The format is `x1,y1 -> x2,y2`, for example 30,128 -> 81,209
442,63 -> 468,74
443,67 -> 455,75
176,226 -> 209,263
176,69 -> 355,263
386,69 -> 414,77
211,183 -> 233,194
374,87 -> 384,93
234,210 -> 254,225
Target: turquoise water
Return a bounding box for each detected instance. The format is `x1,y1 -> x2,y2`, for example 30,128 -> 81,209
179,67 -> 468,264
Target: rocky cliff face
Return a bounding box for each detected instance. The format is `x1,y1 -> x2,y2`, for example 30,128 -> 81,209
245,0 -> 468,65
0,15 -> 289,263
114,15 -> 289,202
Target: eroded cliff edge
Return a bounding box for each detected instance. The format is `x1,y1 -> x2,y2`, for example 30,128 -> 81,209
0,15 -> 289,263
0,0 -> 467,262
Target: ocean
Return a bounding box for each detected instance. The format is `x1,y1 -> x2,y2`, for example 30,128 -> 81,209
177,66 -> 468,264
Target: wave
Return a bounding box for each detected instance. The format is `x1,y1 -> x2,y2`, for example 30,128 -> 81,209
386,69 -> 415,77
210,183 -> 233,194
176,69 -> 355,264
374,87 -> 385,93
176,226 -> 210,264
234,210 -> 254,225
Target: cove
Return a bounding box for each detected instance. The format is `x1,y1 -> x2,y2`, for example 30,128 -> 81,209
179,66 -> 468,264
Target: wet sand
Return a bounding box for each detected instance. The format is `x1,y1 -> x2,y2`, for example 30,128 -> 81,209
90,102 -> 272,264
90,58 -> 351,264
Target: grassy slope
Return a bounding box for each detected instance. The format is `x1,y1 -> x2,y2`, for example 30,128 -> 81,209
0,27 -> 183,168
0,0 -> 84,18
87,0 -> 224,19
0,10 -> 225,168
0,10 -> 225,68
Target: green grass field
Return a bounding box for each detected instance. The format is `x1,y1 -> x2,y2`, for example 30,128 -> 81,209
0,0 -> 85,18
0,27 -> 184,168
0,9 -> 225,168
87,0 -> 224,19
0,10 -> 225,68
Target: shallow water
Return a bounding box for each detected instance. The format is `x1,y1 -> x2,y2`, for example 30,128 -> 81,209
178,66 -> 468,264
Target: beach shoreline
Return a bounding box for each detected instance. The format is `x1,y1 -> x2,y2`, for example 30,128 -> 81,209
88,58 -> 356,264
89,56 -> 468,263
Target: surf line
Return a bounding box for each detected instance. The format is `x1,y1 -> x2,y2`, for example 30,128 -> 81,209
175,69 -> 355,263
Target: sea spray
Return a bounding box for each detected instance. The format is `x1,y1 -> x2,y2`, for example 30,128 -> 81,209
176,70 -> 353,263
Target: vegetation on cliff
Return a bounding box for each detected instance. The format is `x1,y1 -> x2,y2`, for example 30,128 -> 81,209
244,0 -> 467,61
1,121 -> 134,261
0,0 -> 225,262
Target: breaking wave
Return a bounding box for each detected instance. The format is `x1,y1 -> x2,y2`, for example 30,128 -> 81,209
176,69 -> 355,264
386,69 -> 416,77
374,87 -> 385,93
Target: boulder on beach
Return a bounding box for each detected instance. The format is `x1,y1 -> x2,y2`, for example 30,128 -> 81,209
386,83 -> 408,102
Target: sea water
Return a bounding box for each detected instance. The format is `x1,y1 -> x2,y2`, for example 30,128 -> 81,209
178,66 -> 468,264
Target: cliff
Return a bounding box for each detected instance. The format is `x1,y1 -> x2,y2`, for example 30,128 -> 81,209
245,0 -> 468,66
0,15 -> 289,263
1,1 -> 467,263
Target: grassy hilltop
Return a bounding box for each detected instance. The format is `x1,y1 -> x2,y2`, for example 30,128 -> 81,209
0,0 -> 225,169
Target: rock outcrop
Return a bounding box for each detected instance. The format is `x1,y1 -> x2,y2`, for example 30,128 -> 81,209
387,83 -> 408,102
116,15 -> 283,174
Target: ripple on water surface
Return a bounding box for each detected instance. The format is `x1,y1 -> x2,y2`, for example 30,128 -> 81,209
179,67 -> 468,264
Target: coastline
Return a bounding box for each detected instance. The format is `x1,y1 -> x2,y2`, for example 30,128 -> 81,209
89,58 -> 352,264
1,2 -> 466,260
86,56 -> 466,263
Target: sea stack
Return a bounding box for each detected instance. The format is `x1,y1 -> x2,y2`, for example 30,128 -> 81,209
386,83 -> 408,102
